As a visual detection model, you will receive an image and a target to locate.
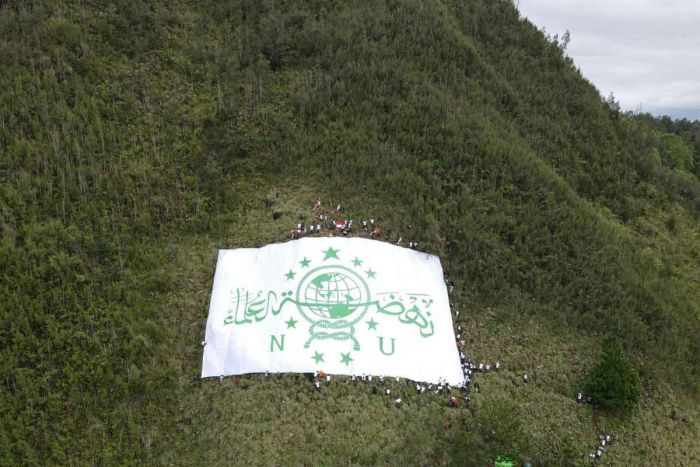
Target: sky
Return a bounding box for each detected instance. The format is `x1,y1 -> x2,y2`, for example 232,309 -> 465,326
517,0 -> 700,120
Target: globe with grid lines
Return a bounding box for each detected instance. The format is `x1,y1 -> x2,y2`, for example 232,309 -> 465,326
297,266 -> 370,321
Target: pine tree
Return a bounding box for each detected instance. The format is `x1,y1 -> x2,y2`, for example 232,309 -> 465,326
585,338 -> 641,411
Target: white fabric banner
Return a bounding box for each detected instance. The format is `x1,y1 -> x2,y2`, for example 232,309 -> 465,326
202,237 -> 464,384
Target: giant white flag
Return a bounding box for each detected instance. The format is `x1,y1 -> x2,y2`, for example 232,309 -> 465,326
202,237 -> 464,384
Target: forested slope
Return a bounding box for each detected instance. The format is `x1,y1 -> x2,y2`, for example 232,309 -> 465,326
1,0 -> 699,464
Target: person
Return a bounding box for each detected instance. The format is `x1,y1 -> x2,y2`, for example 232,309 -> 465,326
416,384 -> 421,393
201,340 -> 206,347
362,220 -> 368,230
219,374 -> 224,383
313,199 -> 321,210
314,381 -> 321,391
395,376 -> 400,382
385,388 -> 391,395
523,374 -> 529,384
379,375 -> 384,382
371,226 -> 381,237
326,375 -> 331,382
495,361 -> 500,370
316,223 -> 321,231
396,236 -> 402,245
577,392 -> 583,402
351,375 -> 356,382
395,398 -> 402,405
309,225 -> 315,233
485,364 -> 491,372
336,204 -> 341,212
370,218 -> 375,225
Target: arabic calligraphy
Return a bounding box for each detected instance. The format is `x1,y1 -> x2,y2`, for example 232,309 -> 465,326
375,293 -> 435,337
224,288 -> 437,338
224,289 -> 293,326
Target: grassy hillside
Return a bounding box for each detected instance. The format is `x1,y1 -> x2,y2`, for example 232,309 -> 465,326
1,0 -> 699,464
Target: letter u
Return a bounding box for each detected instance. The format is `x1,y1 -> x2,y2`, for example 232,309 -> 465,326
378,336 -> 396,355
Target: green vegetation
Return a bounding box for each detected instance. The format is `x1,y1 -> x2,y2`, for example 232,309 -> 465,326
585,339 -> 641,411
1,0 -> 699,464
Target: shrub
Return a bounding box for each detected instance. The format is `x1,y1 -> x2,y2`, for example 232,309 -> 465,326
585,338 -> 641,411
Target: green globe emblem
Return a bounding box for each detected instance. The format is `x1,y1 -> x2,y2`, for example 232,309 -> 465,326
296,265 -> 371,350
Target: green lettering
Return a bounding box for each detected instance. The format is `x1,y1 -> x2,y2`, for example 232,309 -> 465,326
378,336 -> 395,355
270,334 -> 286,352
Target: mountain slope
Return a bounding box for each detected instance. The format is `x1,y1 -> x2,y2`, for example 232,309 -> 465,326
1,0 -> 698,464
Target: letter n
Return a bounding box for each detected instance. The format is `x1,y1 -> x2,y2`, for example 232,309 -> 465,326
270,334 -> 285,352
378,336 -> 395,355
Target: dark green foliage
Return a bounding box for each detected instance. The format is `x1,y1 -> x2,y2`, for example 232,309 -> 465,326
1,0 -> 699,463
450,398 -> 532,466
585,339 -> 641,411
659,133 -> 695,172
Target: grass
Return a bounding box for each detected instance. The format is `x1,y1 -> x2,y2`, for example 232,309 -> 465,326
156,181 -> 699,465
1,0 -> 699,464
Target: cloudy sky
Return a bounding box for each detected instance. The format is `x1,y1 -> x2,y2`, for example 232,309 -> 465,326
517,0 -> 700,120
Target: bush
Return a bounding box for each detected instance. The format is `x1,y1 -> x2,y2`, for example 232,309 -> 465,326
659,133 -> 695,172
585,338 -> 641,411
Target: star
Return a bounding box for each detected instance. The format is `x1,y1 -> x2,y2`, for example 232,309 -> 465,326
285,317 -> 298,329
322,247 -> 340,260
285,269 -> 296,280
340,352 -> 353,366
311,351 -> 324,364
366,318 -> 378,331
299,257 -> 311,268
352,257 -> 363,267
365,268 -> 376,278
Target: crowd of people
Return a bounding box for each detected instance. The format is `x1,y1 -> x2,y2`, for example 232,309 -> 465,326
288,200 -> 418,248
588,434 -> 613,464
211,198 -> 614,463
